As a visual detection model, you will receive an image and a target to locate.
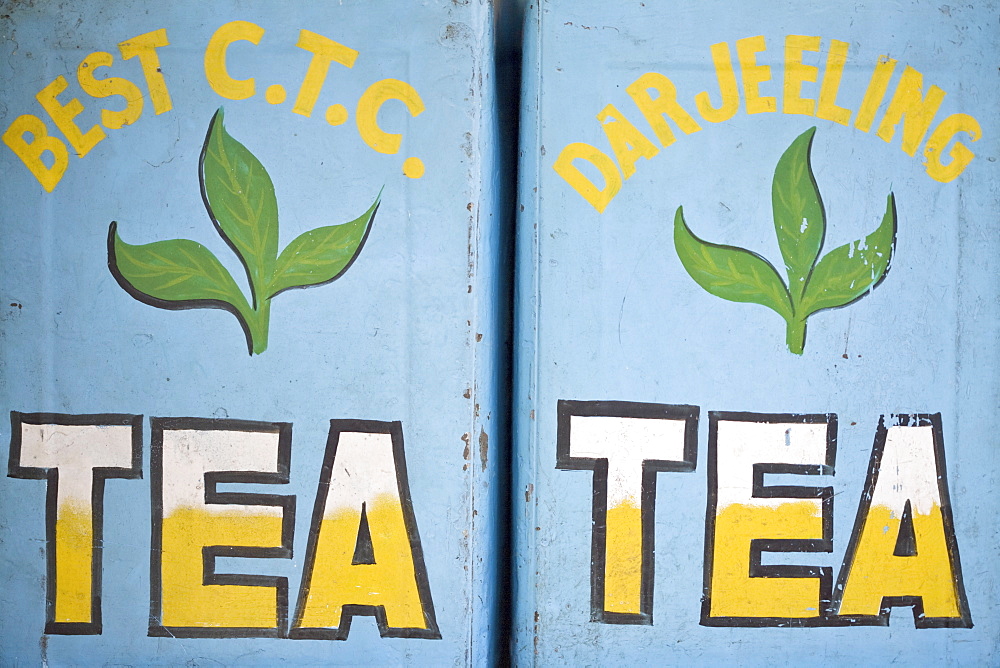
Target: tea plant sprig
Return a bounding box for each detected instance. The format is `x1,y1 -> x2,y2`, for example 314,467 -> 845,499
108,108 -> 380,355
674,127 -> 896,354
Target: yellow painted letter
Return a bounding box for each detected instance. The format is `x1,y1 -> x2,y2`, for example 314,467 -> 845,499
356,78 -> 425,154
836,416 -> 971,627
876,66 -> 946,156
553,142 -> 622,214
923,113 -> 981,183
855,56 -> 897,133
705,415 -> 834,624
695,42 -> 740,124
2,115 -> 69,192
203,21 -> 264,101
8,413 -> 141,634
556,401 -> 697,625
153,420 -> 292,636
291,423 -> 439,639
77,52 -> 144,130
816,39 -> 852,126
597,104 -> 659,179
293,30 -> 358,118
625,72 -> 702,147
36,76 -> 106,158
119,29 -> 172,114
783,35 -> 821,116
736,36 -> 776,114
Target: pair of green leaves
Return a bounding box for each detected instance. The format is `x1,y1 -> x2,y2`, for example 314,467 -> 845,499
109,108 -> 380,355
675,127 -> 896,354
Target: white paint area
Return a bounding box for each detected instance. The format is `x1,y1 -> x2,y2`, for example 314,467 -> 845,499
870,424 -> 941,516
322,432 -> 401,517
161,428 -> 282,517
19,423 -> 134,509
569,415 -> 688,508
715,419 -> 828,511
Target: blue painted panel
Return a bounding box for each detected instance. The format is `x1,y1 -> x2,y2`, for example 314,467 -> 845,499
0,1 -> 504,665
514,1 -> 998,664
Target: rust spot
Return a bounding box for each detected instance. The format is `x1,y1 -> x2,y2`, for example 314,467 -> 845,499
467,202 -> 474,211
463,388 -> 471,399
475,333 -> 483,342
478,428 -> 488,472
529,409 -> 535,420
441,22 -> 472,43
534,611 -> 540,623
462,433 -> 471,460
525,483 -> 534,502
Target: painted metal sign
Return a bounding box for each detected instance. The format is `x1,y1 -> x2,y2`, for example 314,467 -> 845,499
514,1 -> 997,664
0,1 -> 503,664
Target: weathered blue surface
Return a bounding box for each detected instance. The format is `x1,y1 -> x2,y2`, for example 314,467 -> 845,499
0,1 -> 504,665
514,1 -> 998,664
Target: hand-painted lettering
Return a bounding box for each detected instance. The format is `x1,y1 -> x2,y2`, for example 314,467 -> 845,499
118,29 -> 173,114
8,412 -> 438,641
702,413 -> 835,626
555,34 -> 985,211
7,412 -> 143,634
291,420 -> 439,640
555,404 -> 970,629
356,78 -> 426,178
2,114 -> 70,192
77,52 -> 145,130
292,30 -> 359,118
4,21 -> 428,192
556,400 -> 698,625
834,415 -> 972,627
204,21 -> 265,101
149,418 -> 294,638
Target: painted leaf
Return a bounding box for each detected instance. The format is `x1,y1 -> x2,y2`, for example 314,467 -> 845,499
200,108 -> 279,299
799,193 -> 896,316
109,222 -> 252,320
266,195 -> 380,298
772,126 -> 825,303
674,207 -> 793,320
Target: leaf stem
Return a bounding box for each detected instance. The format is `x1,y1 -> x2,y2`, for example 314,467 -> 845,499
786,317 -> 807,355
247,298 -> 271,355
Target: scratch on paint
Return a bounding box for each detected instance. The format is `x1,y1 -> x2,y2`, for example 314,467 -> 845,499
478,428 -> 488,472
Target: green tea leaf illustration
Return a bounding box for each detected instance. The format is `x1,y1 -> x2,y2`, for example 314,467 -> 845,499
772,127 -> 825,303
674,127 -> 895,354
109,107 -> 379,355
674,207 -> 793,320
109,222 -> 252,321
201,108 -> 279,304
267,193 -> 380,299
799,193 -> 896,316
